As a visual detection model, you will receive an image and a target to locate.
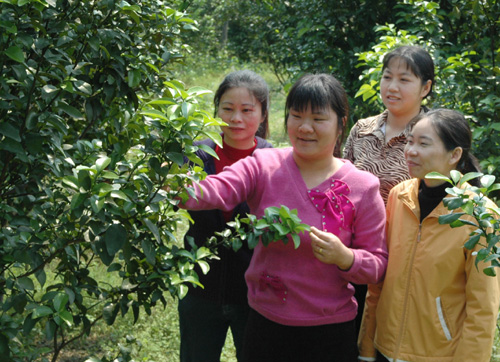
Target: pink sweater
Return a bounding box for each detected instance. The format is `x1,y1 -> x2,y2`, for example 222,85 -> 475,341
183,147 -> 387,326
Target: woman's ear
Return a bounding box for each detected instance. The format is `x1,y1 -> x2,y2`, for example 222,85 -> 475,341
421,80 -> 432,98
342,116 -> 347,127
449,146 -> 463,166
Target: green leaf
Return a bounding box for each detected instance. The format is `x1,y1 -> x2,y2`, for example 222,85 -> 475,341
196,247 -> 212,259
5,46 -> 24,63
17,277 -> 34,290
0,333 -> 10,357
291,234 -> 301,249
74,80 -> 92,95
0,122 -> 21,141
140,109 -> 169,120
104,224 -> 127,257
144,218 -> 161,243
141,239 -> 156,265
59,103 -> 84,120
450,170 -> 461,184
197,260 -> 210,274
179,284 -> 188,299
459,172 -> 483,186
71,192 -> 87,210
128,69 -> 141,87
96,156 -> 111,173
0,138 -> 25,156
480,174 -> 495,188
272,223 -> 289,235
102,171 -> 119,179
23,314 -> 37,336
438,212 -> 465,225
110,190 -> 130,201
424,172 -> 451,183
78,170 -> 92,191
58,310 -> 74,327
483,266 -> 497,277
444,197 -> 466,210
53,293 -> 69,312
62,176 -> 79,189
248,233 -> 259,249
197,144 -> 219,159
103,303 -> 118,325
32,306 -> 53,319
93,182 -> 113,196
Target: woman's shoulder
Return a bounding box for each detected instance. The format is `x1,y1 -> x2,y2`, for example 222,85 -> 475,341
255,136 -> 274,149
353,112 -> 385,133
248,147 -> 292,166
339,160 -> 380,189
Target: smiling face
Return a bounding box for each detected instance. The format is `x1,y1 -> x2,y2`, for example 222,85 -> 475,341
218,87 -> 264,149
287,103 -> 339,164
380,57 -> 431,120
404,117 -> 462,186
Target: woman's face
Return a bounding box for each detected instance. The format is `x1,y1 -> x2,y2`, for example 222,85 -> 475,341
287,103 -> 340,164
380,57 -> 431,119
218,87 -> 264,149
404,117 -> 461,186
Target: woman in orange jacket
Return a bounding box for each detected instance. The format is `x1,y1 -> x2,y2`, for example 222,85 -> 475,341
358,109 -> 500,362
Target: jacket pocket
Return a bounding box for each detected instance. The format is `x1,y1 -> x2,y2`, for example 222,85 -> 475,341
435,296 -> 452,341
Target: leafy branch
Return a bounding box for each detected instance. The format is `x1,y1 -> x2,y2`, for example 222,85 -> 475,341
212,205 -> 311,252
426,170 -> 500,276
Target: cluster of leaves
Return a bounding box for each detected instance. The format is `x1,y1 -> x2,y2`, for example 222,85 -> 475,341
0,0 -> 224,361
426,171 -> 500,276
212,205 -> 311,252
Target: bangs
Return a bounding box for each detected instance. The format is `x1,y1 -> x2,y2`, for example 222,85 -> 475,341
286,80 -> 331,113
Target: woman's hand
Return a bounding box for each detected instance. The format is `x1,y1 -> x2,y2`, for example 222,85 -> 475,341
310,226 -> 354,270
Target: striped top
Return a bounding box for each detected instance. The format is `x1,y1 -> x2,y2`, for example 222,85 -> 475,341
343,109 -> 427,204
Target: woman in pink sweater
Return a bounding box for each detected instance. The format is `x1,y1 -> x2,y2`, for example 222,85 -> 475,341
180,74 -> 388,362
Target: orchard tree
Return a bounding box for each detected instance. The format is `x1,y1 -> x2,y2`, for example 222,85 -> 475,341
0,0 -> 225,360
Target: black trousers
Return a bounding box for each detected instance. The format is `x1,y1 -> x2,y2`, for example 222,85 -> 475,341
178,293 -> 250,362
241,308 -> 358,362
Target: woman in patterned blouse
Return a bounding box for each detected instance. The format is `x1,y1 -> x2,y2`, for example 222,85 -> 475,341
344,45 -> 435,204
343,45 -> 435,345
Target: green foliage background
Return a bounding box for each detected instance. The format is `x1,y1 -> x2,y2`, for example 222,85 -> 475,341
0,0 -> 499,361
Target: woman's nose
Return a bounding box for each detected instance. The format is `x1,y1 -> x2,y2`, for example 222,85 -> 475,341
230,110 -> 242,123
298,120 -> 313,132
406,145 -> 417,155
388,79 -> 398,91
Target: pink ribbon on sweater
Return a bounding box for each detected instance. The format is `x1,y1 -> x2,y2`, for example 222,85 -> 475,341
308,180 -> 355,234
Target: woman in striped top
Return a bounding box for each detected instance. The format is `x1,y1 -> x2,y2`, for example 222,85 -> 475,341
343,46 -> 435,345
344,45 -> 435,204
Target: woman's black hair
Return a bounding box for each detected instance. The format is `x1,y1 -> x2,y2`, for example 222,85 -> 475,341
213,70 -> 270,139
412,108 -> 481,186
285,73 -> 349,157
383,45 -> 435,99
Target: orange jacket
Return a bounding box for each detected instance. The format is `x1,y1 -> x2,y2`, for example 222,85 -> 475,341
359,179 -> 500,362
